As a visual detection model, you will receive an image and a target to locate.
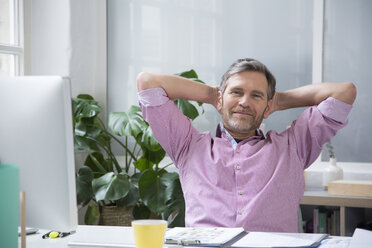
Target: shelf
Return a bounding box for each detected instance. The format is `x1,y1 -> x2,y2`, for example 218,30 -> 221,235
301,190 -> 372,208
300,190 -> 372,236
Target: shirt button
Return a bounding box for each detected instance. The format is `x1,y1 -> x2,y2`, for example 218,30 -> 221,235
236,148 -> 240,153
236,165 -> 240,170
238,190 -> 243,195
238,210 -> 243,215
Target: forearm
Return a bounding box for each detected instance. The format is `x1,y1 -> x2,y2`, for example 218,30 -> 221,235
136,72 -> 218,105
274,82 -> 356,111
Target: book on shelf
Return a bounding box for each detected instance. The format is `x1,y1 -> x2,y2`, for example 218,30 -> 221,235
311,207 -> 340,236
313,207 -> 319,233
334,209 -> 340,236
318,208 -> 327,234
327,210 -> 331,234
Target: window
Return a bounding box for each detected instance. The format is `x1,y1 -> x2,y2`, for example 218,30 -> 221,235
0,0 -> 23,76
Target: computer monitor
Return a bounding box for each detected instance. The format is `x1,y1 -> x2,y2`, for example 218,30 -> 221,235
0,76 -> 78,232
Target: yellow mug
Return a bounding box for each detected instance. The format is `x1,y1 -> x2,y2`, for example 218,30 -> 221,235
132,219 -> 167,248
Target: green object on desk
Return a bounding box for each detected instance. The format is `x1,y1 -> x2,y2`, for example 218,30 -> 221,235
0,164 -> 19,248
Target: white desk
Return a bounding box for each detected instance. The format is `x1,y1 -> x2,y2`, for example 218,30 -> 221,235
20,225 -> 351,248
20,227 -> 71,248
20,225 -> 180,248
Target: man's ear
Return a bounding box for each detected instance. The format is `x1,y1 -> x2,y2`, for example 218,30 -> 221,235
263,99 -> 273,119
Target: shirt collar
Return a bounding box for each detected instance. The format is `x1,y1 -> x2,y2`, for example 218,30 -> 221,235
216,122 -> 265,148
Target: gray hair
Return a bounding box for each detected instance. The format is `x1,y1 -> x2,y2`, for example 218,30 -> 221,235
220,58 -> 276,100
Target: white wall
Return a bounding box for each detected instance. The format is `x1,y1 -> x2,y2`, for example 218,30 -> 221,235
69,0 -> 107,117
26,0 -> 71,76
25,0 -> 107,117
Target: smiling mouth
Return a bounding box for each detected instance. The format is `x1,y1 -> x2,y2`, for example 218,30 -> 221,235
233,112 -> 254,116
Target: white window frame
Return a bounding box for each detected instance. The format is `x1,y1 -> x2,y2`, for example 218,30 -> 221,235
0,0 -> 24,75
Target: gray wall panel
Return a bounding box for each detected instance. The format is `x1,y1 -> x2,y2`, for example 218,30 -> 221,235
323,0 -> 372,162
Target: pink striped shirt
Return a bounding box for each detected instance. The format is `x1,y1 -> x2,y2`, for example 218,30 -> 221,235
139,87 -> 352,232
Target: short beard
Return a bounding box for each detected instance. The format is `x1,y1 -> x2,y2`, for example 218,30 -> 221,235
224,112 -> 264,134
221,105 -> 267,136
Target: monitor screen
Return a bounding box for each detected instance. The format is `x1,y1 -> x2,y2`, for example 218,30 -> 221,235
0,76 -> 78,231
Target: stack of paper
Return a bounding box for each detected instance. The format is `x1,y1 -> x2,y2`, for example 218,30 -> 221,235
231,232 -> 328,248
68,225 -> 136,247
348,228 -> 372,248
165,227 -> 244,246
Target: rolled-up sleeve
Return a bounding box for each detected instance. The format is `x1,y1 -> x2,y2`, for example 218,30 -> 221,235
289,97 -> 352,169
317,97 -> 352,123
138,88 -> 198,168
138,87 -> 169,107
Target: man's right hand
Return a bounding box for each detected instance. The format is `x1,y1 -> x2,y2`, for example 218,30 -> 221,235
137,72 -> 221,107
268,82 -> 356,113
209,86 -> 221,109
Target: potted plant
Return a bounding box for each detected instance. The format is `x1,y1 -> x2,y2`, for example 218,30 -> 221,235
74,70 -> 205,227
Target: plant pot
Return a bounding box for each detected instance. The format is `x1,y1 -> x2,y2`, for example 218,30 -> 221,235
99,205 -> 134,226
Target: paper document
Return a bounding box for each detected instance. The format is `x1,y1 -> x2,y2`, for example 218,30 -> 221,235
165,227 -> 245,246
318,236 -> 351,248
231,232 -> 328,247
68,225 -> 136,247
348,228 -> 372,248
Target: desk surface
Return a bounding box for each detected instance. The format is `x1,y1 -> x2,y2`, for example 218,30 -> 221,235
20,225 -> 193,248
20,225 -> 351,248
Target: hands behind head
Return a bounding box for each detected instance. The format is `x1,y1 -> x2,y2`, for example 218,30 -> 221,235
211,86 -> 222,110
264,92 -> 278,118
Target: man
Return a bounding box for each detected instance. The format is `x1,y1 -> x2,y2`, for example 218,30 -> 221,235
136,58 -> 356,232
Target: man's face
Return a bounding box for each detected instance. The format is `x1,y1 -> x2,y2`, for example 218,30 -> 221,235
217,71 -> 272,139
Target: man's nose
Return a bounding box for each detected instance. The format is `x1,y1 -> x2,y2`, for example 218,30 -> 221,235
238,95 -> 251,107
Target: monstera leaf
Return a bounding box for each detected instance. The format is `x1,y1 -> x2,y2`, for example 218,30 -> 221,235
174,69 -> 198,79
139,125 -> 162,151
133,157 -> 154,172
76,166 -> 94,207
138,169 -> 184,218
92,172 -> 131,201
173,69 -> 205,119
109,106 -> 146,137
85,204 -> 99,225
138,169 -> 168,215
173,99 -> 199,120
163,176 -> 185,227
72,94 -> 101,119
72,94 -> 115,155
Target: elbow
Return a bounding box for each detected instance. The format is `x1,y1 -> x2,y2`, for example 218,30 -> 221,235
345,82 -> 357,105
136,72 -> 153,92
330,82 -> 357,105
